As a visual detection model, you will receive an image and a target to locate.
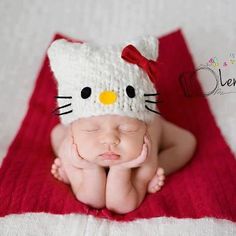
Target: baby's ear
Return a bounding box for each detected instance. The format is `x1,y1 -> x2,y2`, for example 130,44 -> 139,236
127,35 -> 159,61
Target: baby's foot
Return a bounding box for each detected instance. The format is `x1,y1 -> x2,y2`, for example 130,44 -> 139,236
51,158 -> 70,184
147,167 -> 165,193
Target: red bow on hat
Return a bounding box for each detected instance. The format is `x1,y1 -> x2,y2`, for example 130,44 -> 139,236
121,44 -> 159,84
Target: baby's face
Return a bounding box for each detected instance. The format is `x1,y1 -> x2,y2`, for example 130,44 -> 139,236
71,115 -> 147,167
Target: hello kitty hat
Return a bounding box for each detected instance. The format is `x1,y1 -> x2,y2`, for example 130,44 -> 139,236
47,36 -> 161,125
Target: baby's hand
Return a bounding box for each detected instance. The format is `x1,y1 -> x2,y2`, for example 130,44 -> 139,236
111,135 -> 151,170
72,143 -> 99,170
60,134 -> 99,170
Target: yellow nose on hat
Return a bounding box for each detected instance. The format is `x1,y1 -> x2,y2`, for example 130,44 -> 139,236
99,91 -> 117,105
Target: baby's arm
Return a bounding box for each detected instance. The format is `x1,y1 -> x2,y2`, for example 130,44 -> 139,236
59,135 -> 107,209
157,117 -> 197,175
106,136 -> 150,214
74,165 -> 106,209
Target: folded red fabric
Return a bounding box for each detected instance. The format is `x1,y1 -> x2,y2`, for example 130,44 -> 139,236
0,30 -> 235,222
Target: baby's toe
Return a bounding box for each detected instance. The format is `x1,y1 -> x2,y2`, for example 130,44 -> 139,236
51,164 -> 57,170
154,185 -> 161,190
151,185 -> 161,193
157,167 -> 164,175
55,174 -> 61,180
54,158 -> 61,166
158,175 -> 165,181
148,187 -> 156,193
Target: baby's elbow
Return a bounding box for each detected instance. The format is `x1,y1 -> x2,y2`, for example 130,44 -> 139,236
106,196 -> 140,214
76,192 -> 105,209
106,201 -> 137,214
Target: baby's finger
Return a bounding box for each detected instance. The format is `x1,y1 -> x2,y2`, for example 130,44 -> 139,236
144,135 -> 151,145
137,143 -> 148,163
144,135 -> 151,156
71,144 -> 86,163
122,143 -> 148,168
71,144 -> 92,168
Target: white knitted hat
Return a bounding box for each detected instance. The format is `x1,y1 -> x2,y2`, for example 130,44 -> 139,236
47,36 -> 161,125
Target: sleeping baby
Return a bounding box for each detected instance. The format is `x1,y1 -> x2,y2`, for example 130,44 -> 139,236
47,36 -> 197,214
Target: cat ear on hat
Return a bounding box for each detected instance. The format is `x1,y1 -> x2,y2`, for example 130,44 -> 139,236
47,39 -> 71,71
47,39 -> 90,84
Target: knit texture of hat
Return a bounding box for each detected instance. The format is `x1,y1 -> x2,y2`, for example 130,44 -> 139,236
47,36 -> 160,125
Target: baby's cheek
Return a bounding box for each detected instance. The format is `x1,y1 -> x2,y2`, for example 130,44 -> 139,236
121,135 -> 144,160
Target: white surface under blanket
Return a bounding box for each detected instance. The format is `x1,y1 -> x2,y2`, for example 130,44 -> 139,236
0,0 -> 235,235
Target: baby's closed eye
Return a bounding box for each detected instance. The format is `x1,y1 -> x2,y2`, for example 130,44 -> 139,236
119,125 -> 139,132
80,126 -> 100,132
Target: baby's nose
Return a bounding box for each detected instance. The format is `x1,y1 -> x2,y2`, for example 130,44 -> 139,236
100,133 -> 120,146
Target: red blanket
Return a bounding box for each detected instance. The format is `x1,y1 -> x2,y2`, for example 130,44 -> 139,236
0,30 -> 235,222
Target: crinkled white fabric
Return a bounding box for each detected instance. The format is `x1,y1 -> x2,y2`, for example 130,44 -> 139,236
0,213 -> 235,236
0,0 -> 235,235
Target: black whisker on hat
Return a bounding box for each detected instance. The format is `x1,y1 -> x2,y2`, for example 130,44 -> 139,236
54,110 -> 73,116
145,100 -> 163,104
53,103 -> 72,111
145,105 -> 161,115
52,103 -> 72,116
144,92 -> 160,96
55,96 -> 72,99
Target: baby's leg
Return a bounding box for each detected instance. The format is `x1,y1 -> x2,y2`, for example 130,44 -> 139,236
145,116 -> 165,193
50,124 -> 70,183
59,137 -> 106,209
51,126 -> 106,208
157,118 -> 197,175
50,124 -> 68,157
